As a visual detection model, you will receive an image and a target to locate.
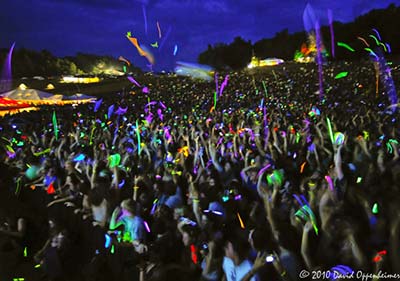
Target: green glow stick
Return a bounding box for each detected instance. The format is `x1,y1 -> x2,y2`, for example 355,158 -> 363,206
123,65 -> 127,73
213,91 -> 217,109
334,72 -> 348,79
24,247 -> 27,257
34,264 -> 41,268
296,132 -> 301,143
326,117 -> 334,144
262,81 -> 268,96
337,42 -> 355,52
52,111 -> 58,140
372,203 -> 379,214
108,154 -> 121,168
386,142 -> 393,154
136,120 -> 141,156
369,35 -> 380,46
379,42 -> 387,52
89,125 -> 95,145
33,148 -> 51,157
111,245 -> 115,254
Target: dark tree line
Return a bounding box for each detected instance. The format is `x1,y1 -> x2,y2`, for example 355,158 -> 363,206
0,49 -> 138,78
198,3 -> 400,70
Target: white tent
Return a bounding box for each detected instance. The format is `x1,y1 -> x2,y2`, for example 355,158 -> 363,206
0,88 -> 63,104
1,88 -> 62,101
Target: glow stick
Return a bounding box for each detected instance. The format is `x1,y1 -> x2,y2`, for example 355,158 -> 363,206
365,48 -> 379,60
372,28 -> 382,41
89,124 -> 95,145
127,76 -> 142,87
328,9 -> 335,58
73,154 -> 85,162
262,81 -> 268,96
315,21 -> 324,99
24,247 -> 27,257
237,212 -> 245,229
151,199 -> 158,215
151,42 -> 159,48
369,34 -> 380,46
118,56 -> 131,66
173,44 -> 178,56
219,75 -> 229,97
337,42 -> 355,52
257,164 -> 271,177
107,104 -> 114,119
94,98 -> 103,112
302,205 -> 319,235
52,111 -> 58,140
32,148 -> 51,157
144,221 -> 151,233
379,42 -> 387,52
159,25 -> 171,50
215,73 -> 219,95
325,175 -> 334,191
108,154 -> 121,168
372,203 -> 378,214
136,120 -> 141,156
213,91 -> 217,109
334,72 -> 348,79
357,36 -> 370,47
142,4 -> 148,35
300,162 -> 306,173
326,117 -> 334,144
105,234 -> 111,248
118,179 -> 125,189
156,21 -> 162,38
385,43 -> 391,53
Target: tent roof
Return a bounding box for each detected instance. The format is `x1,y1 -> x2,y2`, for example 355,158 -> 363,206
0,97 -> 30,108
0,89 -> 63,100
63,93 -> 96,100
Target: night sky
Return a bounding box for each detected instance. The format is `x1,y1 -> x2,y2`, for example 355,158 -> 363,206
0,0 -> 396,70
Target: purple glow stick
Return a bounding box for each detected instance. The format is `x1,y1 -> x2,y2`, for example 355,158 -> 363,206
325,175 -> 334,191
328,9 -> 335,58
144,221 -> 151,233
219,75 -> 229,97
0,42 -> 15,93
115,106 -> 128,115
372,28 -> 382,41
159,101 -> 166,109
127,76 -> 142,87
159,26 -> 171,50
315,21 -> 324,99
293,194 -> 303,206
151,203 -> 157,215
142,4 -> 148,36
107,104 -> 115,119
257,164 -> 271,178
157,108 -> 164,121
164,128 -> 172,143
144,101 -> 157,108
215,72 -> 219,95
94,98 -> 103,112
145,112 -> 154,124
142,87 -> 149,94
386,43 -> 391,53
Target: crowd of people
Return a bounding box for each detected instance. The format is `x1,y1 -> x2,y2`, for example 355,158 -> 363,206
0,60 -> 400,281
